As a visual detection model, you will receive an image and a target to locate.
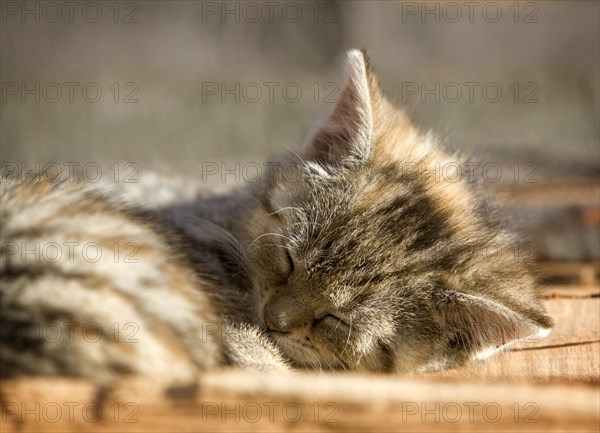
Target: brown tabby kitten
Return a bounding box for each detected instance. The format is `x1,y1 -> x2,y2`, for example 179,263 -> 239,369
0,50 -> 552,381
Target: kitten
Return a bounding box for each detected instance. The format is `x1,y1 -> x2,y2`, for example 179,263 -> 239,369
217,49 -> 553,372
0,50 -> 552,381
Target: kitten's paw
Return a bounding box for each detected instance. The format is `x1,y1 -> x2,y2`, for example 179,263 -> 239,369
222,322 -> 291,373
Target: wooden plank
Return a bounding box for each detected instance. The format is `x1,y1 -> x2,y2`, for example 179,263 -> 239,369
536,262 -> 600,286
493,180 -> 600,206
526,298 -> 599,347
1,372 -> 599,432
426,342 -> 599,383
539,285 -> 600,299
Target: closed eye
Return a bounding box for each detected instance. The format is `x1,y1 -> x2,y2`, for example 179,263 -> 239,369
314,312 -> 347,329
284,249 -> 295,276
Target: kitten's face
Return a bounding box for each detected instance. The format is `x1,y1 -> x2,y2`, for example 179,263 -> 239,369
249,163 -> 445,372
244,50 -> 552,373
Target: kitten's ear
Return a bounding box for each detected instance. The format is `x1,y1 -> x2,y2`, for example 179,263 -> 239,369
433,291 -> 553,361
304,49 -> 382,164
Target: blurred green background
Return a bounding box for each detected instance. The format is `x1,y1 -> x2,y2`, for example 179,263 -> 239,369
1,1 -> 599,263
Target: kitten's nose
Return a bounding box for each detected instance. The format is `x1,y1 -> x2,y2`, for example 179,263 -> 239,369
264,303 -> 289,333
264,301 -> 305,333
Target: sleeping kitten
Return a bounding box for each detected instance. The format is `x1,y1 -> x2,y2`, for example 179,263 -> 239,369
214,49 -> 553,372
0,50 -> 552,381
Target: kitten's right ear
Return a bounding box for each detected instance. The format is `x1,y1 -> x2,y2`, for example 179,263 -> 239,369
433,291 -> 553,362
304,49 -> 381,165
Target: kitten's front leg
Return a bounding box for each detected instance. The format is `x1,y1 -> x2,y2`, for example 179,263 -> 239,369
221,321 -> 291,373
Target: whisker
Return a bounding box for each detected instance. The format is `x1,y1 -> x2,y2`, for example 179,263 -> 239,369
267,206 -> 305,217
339,318 -> 353,360
247,232 -> 293,252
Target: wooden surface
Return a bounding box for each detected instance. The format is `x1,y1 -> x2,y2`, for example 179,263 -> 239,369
1,285 -> 599,432
494,180 -> 600,207
537,263 -> 600,286
1,372 -> 598,433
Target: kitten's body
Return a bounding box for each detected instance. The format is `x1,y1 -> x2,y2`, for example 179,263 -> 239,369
0,178 -> 288,381
0,50 -> 552,381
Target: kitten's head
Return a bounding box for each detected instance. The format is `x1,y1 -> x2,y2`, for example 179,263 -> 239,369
244,50 -> 552,373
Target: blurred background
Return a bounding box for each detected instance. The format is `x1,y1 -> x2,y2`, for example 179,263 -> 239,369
1,1 -> 598,278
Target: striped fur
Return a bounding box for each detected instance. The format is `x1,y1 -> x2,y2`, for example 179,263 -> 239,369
0,177 -> 288,382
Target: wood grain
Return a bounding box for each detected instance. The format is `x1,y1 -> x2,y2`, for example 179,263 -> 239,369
1,372 -> 599,432
1,293 -> 598,432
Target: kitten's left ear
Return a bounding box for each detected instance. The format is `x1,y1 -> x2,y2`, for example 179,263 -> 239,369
433,291 -> 553,362
304,49 -> 382,164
